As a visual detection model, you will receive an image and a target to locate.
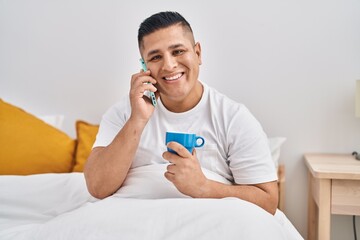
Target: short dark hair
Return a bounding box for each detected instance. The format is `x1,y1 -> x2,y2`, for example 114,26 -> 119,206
138,11 -> 193,48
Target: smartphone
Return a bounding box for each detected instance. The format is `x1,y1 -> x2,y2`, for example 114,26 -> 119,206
140,58 -> 157,107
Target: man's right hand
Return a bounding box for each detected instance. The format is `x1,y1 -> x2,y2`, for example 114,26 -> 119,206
129,70 -> 158,123
84,70 -> 157,199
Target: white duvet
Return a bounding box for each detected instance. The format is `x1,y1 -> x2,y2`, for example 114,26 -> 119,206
0,164 -> 303,240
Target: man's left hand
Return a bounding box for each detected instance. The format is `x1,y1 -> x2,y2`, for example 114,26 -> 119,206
162,142 -> 209,198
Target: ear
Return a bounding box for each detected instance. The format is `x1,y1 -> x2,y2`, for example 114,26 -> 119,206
194,42 -> 202,65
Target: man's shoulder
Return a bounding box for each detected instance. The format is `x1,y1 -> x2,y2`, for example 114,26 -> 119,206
205,83 -> 245,110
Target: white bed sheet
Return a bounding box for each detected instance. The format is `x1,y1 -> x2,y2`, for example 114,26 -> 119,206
0,165 -> 303,240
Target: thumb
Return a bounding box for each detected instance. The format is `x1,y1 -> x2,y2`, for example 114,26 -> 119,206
154,88 -> 160,99
192,148 -> 197,156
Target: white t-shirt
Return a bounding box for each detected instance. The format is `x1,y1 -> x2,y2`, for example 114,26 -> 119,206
93,82 -> 277,184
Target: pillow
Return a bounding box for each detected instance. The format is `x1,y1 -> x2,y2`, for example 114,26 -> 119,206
0,99 -> 76,175
268,137 -> 286,168
72,121 -> 99,172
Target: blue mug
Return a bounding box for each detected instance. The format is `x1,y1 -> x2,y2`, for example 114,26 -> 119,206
165,132 -> 205,154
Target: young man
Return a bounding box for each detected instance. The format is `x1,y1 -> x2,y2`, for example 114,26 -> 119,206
84,11 -> 278,214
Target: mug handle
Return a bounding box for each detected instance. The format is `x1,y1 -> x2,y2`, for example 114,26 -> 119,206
195,136 -> 205,148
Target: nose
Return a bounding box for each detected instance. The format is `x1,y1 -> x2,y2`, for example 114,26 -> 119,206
161,54 -> 177,71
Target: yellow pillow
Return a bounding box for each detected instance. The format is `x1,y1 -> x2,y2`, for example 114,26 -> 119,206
0,99 -> 76,175
72,120 -> 99,172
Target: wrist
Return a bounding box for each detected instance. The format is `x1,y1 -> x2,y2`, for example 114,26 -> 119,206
197,179 -> 214,198
128,115 -> 149,129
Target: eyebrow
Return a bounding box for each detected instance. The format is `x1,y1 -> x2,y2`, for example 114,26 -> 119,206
146,43 -> 185,58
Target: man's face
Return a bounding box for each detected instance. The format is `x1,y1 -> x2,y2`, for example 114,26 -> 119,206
140,24 -> 202,111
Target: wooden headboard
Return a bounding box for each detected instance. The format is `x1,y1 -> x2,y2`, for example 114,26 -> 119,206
277,164 -> 285,211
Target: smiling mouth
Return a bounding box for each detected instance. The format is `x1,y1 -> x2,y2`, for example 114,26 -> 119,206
163,72 -> 184,81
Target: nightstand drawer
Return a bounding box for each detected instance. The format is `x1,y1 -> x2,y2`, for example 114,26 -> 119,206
331,179 -> 360,215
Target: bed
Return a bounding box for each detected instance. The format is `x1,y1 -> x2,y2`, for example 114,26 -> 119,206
0,165 -> 303,240
0,99 -> 303,239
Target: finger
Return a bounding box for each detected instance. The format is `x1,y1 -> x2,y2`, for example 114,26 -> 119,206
162,151 -> 180,164
167,142 -> 192,158
133,76 -> 157,89
166,163 -> 176,174
132,70 -> 150,81
131,71 -> 156,87
130,85 -> 147,99
164,171 -> 175,182
146,83 -> 157,93
130,82 -> 158,99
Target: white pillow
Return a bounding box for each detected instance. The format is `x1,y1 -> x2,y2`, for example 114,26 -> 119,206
38,115 -> 64,130
268,137 -> 286,168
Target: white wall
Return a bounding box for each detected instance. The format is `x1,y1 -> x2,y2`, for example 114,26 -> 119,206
1,0 -> 360,238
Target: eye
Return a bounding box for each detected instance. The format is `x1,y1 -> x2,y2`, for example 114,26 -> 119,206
149,55 -> 161,62
173,49 -> 185,56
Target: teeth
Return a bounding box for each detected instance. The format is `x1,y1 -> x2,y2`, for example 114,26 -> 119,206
164,73 -> 182,81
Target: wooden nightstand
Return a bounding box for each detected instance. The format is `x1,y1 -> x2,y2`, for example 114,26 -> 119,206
304,154 -> 360,240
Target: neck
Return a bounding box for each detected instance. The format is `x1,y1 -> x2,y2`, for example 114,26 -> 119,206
161,81 -> 203,113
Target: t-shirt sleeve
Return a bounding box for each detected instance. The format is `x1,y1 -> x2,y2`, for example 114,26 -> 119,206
92,98 -> 129,148
227,105 -> 277,184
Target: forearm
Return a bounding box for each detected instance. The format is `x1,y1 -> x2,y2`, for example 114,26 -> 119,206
84,117 -> 146,199
198,180 -> 278,215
